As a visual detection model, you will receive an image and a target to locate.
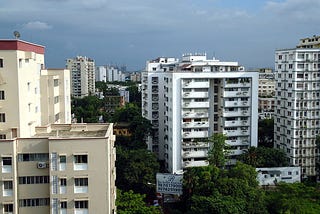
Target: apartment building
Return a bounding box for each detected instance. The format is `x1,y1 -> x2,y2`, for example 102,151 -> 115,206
0,123 -> 116,214
142,54 -> 258,173
95,65 -> 125,82
66,56 -> 95,98
274,37 -> 320,178
40,69 -> 72,125
257,68 -> 275,116
0,40 -> 71,138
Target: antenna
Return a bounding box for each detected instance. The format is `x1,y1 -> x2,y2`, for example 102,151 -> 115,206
13,31 -> 21,39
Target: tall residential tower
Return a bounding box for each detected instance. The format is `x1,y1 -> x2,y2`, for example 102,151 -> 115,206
142,54 -> 258,173
274,36 -> 320,178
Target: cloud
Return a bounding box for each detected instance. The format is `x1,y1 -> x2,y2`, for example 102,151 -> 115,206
23,21 -> 52,30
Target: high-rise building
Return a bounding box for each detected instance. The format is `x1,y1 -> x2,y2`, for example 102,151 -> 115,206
274,36 -> 320,179
0,40 -> 71,138
0,123 -> 116,214
66,56 -> 95,98
142,54 -> 258,173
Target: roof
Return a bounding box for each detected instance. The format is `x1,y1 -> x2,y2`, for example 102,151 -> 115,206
0,39 -> 45,54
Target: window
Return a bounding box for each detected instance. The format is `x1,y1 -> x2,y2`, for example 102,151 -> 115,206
75,178 -> 88,187
0,91 -> 5,100
60,178 -> 67,194
60,201 -> 67,209
2,157 -> 12,173
75,200 -> 88,209
19,198 -> 50,207
0,59 -> 3,68
3,181 -> 13,196
74,155 -> 87,164
3,204 -> 13,213
54,96 -> 59,104
18,153 -> 49,162
19,176 -> 50,184
59,155 -> 66,171
74,154 -> 88,170
0,113 -> 5,122
54,79 -> 59,87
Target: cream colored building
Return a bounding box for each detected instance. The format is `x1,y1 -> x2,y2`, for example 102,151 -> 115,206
40,69 -> 72,125
0,123 -> 116,214
66,56 -> 95,98
0,40 -> 71,138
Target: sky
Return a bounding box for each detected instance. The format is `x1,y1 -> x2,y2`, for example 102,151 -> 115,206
0,0 -> 319,71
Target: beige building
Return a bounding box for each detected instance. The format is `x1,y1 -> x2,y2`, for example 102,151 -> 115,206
66,56 -> 95,98
0,40 -> 71,138
0,123 -> 116,214
40,69 -> 72,125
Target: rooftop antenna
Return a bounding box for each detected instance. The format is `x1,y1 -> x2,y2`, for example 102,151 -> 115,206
13,31 -> 21,39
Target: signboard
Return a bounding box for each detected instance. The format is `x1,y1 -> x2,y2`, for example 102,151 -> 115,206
156,173 -> 183,195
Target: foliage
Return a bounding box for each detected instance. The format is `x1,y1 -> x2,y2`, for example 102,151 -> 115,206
112,103 -> 152,146
116,146 -> 159,195
182,163 -> 267,214
240,146 -> 288,168
116,189 -> 160,214
258,119 -> 274,148
265,183 -> 320,214
206,133 -> 228,168
71,96 -> 105,123
126,85 -> 141,106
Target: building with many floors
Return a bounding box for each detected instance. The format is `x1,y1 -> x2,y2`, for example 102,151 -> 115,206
0,40 -> 71,138
66,56 -> 95,98
142,54 -> 258,173
274,36 -> 320,178
0,123 -> 116,214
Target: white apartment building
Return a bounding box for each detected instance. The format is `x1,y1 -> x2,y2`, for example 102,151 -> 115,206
0,123 -> 116,214
142,54 -> 258,173
274,44 -> 320,178
95,65 -> 125,82
66,56 -> 95,98
0,40 -> 71,138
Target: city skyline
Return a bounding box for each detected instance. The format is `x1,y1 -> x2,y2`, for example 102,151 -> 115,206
1,0 -> 319,70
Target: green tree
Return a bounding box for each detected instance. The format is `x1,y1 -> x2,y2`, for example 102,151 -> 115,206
265,183 -> 320,214
116,189 -> 160,214
126,85 -> 141,106
72,96 -> 104,123
240,147 -> 288,168
116,147 -> 159,195
207,133 -> 228,168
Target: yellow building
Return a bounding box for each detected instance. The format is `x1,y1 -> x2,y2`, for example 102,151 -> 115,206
0,123 -> 116,214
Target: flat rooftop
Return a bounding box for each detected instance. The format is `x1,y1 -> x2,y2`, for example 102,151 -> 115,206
33,123 -> 110,138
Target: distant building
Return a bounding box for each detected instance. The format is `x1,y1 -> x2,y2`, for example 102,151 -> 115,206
66,56 -> 95,98
113,122 -> 132,136
256,167 -> 301,186
297,35 -> 320,48
0,123 -> 116,214
96,65 -> 125,82
274,36 -> 320,178
129,72 -> 141,82
142,53 -> 259,173
104,96 -> 125,114
0,39 -> 71,138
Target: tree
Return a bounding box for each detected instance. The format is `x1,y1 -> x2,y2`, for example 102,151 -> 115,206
116,147 -> 159,195
265,183 -> 320,214
207,133 -> 228,168
240,147 -> 288,168
72,96 -> 104,123
126,85 -> 141,106
116,189 -> 161,214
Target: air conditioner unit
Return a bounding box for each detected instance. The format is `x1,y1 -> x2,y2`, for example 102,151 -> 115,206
37,162 -> 47,169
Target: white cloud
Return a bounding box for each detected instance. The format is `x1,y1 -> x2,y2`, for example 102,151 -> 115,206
23,21 -> 52,30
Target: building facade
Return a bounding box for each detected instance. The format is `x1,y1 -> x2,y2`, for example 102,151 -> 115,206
142,54 -> 258,173
40,69 -> 72,125
0,123 -> 116,214
66,56 -> 95,98
274,41 -> 320,178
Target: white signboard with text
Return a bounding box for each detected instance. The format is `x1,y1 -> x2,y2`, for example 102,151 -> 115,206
156,173 -> 183,195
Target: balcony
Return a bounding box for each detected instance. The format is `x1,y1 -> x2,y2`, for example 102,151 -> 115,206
183,92 -> 208,98
183,160 -> 208,168
182,131 -> 209,138
224,120 -> 249,127
224,129 -> 249,136
183,150 -> 207,158
224,91 -> 249,97
183,102 -> 209,108
183,112 -> 209,118
183,121 -> 209,128
183,82 -> 209,88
